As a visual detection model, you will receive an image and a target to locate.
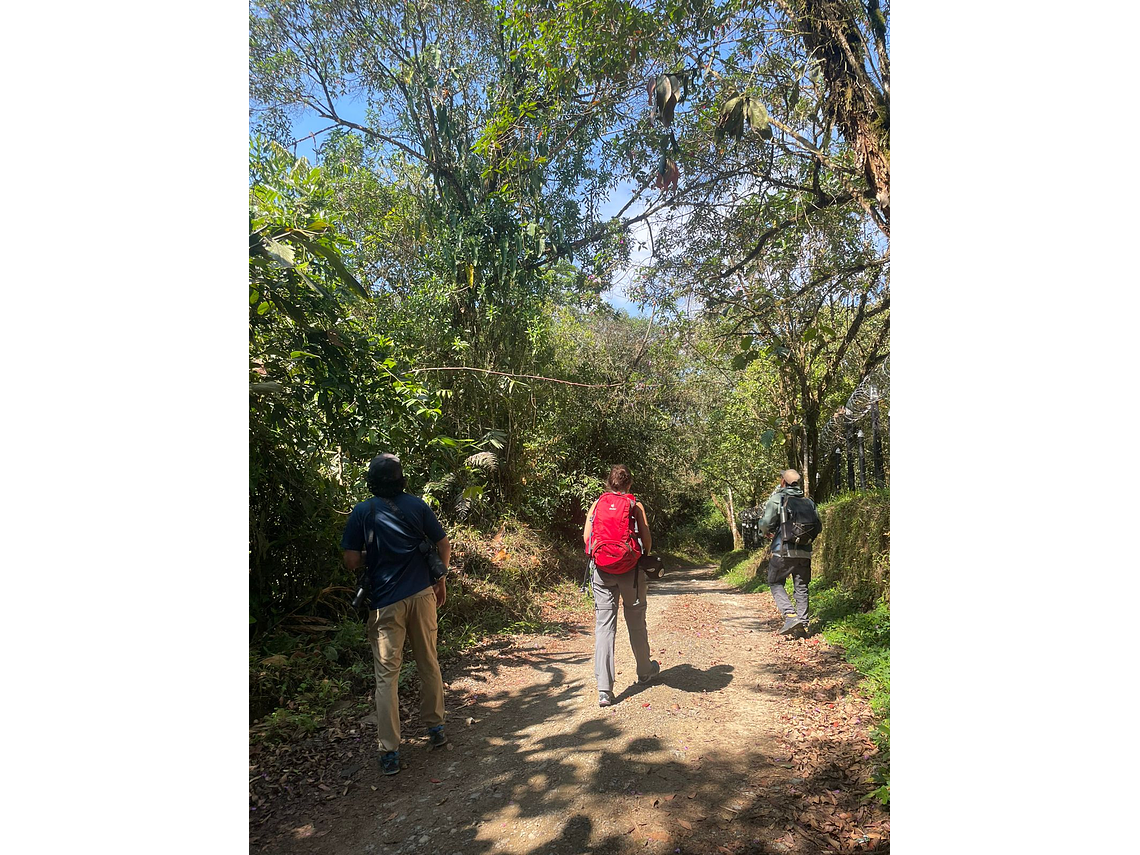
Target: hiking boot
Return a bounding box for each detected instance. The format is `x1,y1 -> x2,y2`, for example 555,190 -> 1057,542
778,615 -> 802,635
427,725 -> 448,750
638,660 -> 661,684
598,690 -> 615,707
379,750 -> 401,776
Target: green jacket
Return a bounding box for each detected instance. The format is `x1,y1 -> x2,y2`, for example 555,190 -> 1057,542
758,483 -> 814,559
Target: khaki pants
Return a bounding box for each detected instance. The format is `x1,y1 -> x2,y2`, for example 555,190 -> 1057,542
367,586 -> 445,753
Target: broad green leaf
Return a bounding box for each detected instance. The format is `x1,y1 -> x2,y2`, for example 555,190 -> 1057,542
288,234 -> 368,298
257,301 -> 271,315
263,238 -> 295,269
296,269 -> 332,301
730,351 -> 757,370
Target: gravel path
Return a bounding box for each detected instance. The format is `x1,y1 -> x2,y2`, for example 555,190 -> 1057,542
253,562 -> 888,854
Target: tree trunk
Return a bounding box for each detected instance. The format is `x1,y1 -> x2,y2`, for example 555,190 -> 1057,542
727,486 -> 743,550
711,492 -> 743,551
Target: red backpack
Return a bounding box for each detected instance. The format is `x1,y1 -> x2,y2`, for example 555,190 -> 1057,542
587,492 -> 642,574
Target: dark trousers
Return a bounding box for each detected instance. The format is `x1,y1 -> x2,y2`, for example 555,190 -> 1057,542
767,554 -> 811,621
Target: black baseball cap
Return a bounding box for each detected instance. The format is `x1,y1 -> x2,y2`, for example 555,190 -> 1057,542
368,453 -> 404,481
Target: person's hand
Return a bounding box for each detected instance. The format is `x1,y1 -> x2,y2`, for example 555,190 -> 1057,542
433,578 -> 447,608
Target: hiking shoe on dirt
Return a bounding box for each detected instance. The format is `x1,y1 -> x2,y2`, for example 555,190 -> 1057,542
427,725 -> 448,749
380,751 -> 401,776
638,660 -> 661,684
779,616 -> 802,635
598,691 -> 615,707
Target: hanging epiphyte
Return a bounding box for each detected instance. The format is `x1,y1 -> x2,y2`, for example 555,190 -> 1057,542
649,72 -> 687,126
715,90 -> 772,143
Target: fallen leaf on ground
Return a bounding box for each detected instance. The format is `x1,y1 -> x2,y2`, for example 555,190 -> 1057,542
678,820 -> 693,830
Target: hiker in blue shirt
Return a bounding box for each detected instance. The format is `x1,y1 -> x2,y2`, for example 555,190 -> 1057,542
342,453 -> 450,776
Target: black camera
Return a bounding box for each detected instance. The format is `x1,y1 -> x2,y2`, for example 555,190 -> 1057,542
351,570 -> 369,611
637,553 -> 664,580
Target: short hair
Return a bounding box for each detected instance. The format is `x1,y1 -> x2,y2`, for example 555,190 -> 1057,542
605,464 -> 633,493
782,469 -> 801,485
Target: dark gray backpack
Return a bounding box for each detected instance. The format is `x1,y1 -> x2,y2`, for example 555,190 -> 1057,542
779,495 -> 822,548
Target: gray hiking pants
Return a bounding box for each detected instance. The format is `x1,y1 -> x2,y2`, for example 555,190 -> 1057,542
592,564 -> 653,692
767,555 -> 811,622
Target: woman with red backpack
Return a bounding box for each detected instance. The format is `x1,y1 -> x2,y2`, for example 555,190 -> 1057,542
583,464 -> 661,707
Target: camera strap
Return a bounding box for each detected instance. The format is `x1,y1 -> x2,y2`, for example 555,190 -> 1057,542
379,496 -> 431,545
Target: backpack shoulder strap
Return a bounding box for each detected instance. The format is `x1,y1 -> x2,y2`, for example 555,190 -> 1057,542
380,495 -> 430,542
362,496 -> 378,549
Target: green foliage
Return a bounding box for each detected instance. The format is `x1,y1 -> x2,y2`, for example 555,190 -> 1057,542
249,618 -> 372,738
715,547 -> 769,593
666,500 -> 734,559
812,488 -> 890,604
249,138 -> 448,632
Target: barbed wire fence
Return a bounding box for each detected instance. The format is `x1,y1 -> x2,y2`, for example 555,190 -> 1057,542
821,356 -> 890,494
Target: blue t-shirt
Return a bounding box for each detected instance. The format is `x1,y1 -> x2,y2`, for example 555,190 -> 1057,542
340,493 -> 447,610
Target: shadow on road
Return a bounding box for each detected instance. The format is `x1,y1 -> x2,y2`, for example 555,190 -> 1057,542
613,663 -> 734,704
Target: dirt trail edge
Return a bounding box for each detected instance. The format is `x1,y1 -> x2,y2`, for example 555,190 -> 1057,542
252,563 -> 889,854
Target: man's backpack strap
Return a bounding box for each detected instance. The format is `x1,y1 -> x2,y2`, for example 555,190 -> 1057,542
381,496 -> 447,582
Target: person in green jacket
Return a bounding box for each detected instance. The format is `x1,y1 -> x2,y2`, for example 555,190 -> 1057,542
757,469 -> 815,636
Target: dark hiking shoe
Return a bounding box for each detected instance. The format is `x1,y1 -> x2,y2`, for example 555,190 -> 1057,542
380,751 -> 401,776
638,661 -> 661,684
598,691 -> 615,707
779,616 -> 802,635
427,725 -> 448,750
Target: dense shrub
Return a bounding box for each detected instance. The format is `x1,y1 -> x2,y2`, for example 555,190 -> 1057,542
812,489 -> 889,607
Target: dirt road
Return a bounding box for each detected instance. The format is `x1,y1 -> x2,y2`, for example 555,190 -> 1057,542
251,562 -> 888,854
